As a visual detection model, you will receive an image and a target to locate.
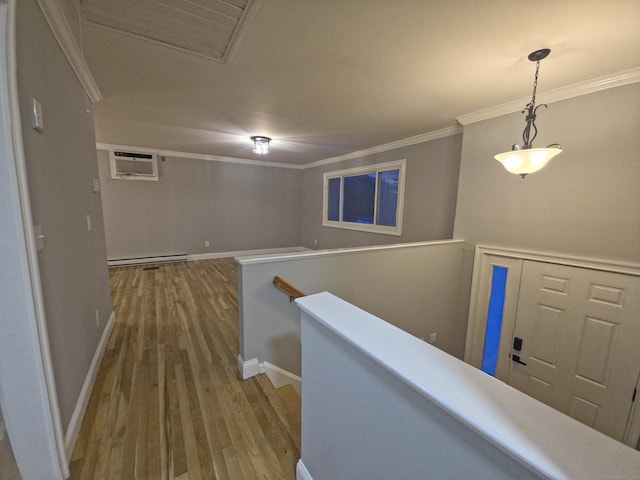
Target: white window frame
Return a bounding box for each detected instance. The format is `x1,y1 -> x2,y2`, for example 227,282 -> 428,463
322,159 -> 406,236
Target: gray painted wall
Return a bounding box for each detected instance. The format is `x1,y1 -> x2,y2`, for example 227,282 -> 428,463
16,0 -> 113,430
454,83 -> 640,263
300,134 -> 462,249
452,84 -> 640,371
239,241 -> 466,376
98,132 -> 461,259
97,151 -> 303,259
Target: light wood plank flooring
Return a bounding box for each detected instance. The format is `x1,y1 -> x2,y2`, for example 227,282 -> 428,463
70,259 -> 299,480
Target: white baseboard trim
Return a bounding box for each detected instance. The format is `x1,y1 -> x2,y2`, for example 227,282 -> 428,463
296,460 -> 313,480
108,254 -> 187,267
238,355 -> 261,379
189,246 -> 310,262
237,356 -> 302,394
64,310 -> 116,458
260,361 -> 302,394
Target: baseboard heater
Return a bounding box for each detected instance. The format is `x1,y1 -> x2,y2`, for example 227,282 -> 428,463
107,253 -> 188,268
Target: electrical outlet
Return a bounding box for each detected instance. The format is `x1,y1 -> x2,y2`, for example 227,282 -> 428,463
429,333 -> 437,344
204,241 -> 210,247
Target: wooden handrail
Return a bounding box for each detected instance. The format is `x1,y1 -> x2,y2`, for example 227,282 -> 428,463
273,276 -> 306,302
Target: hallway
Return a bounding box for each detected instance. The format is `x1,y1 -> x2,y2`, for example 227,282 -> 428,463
70,258 -> 299,479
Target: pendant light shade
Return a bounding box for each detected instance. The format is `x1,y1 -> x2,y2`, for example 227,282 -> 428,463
495,146 -> 562,177
495,49 -> 562,178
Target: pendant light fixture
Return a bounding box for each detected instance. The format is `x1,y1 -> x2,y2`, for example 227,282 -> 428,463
494,48 -> 562,178
250,136 -> 271,155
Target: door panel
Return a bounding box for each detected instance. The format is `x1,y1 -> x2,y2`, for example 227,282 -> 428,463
504,261 -> 640,442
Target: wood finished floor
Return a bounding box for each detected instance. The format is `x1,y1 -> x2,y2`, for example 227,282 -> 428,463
70,258 -> 299,480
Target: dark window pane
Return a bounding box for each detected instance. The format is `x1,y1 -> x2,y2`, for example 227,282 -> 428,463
328,177 -> 341,221
377,169 -> 399,227
343,173 -> 375,224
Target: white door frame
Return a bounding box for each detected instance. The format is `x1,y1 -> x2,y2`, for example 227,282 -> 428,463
464,245 -> 640,449
0,0 -> 68,477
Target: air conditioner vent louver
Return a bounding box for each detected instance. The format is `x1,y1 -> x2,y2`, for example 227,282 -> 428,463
109,150 -> 158,181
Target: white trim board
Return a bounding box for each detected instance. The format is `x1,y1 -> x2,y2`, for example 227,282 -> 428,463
64,311 -> 116,458
472,245 -> 640,277
296,460 -> 313,480
97,142 -> 300,170
96,125 -> 462,171
302,125 -> 462,169
0,2 -> 68,476
192,246 -> 309,262
108,254 -> 188,267
457,67 -> 640,125
36,0 -> 102,103
95,68 -> 637,171
236,239 -> 464,266
237,356 -> 302,394
106,247 -> 310,267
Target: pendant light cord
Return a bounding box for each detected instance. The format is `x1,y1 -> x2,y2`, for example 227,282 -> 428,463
521,59 -> 546,149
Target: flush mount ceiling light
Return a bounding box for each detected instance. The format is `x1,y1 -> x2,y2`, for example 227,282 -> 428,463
250,136 -> 271,155
495,48 -> 562,178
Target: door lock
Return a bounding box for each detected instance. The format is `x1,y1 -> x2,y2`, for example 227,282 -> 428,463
511,354 -> 527,366
513,337 -> 523,351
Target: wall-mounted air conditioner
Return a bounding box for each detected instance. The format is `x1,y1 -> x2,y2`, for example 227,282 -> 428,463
109,150 -> 158,181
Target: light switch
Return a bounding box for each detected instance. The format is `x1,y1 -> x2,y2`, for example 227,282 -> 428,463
92,178 -> 100,193
32,98 -> 44,132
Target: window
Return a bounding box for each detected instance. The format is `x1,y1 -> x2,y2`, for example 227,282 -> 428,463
323,159 -> 406,235
481,266 -> 508,376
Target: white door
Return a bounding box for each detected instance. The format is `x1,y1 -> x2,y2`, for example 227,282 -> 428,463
504,261 -> 640,442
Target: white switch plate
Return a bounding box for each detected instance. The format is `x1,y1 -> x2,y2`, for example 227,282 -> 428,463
92,178 -> 100,193
34,224 -> 45,250
32,98 -> 44,132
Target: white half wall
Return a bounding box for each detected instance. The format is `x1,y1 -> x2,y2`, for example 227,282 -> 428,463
297,292 -> 640,480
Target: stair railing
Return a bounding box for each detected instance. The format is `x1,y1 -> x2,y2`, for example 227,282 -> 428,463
273,276 -> 306,303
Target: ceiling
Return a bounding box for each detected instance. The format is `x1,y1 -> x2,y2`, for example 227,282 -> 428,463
80,0 -> 640,165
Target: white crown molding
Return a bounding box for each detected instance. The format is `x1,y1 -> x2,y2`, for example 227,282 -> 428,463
96,66 -> 636,170
303,125 -> 463,170
96,126 -> 463,171
457,67 -> 640,126
37,0 -> 102,103
96,142 -> 304,169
